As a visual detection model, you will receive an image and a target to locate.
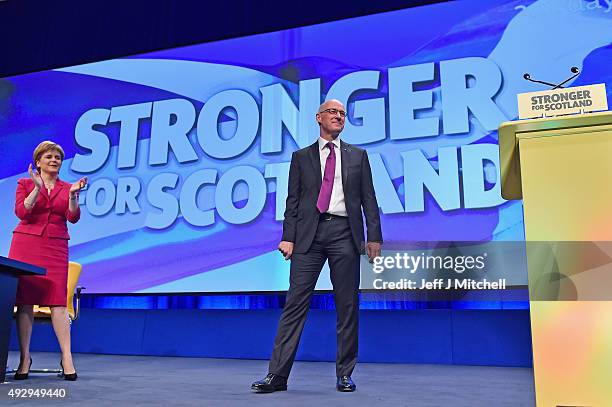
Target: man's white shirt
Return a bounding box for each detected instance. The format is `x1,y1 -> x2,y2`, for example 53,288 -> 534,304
318,137 -> 347,216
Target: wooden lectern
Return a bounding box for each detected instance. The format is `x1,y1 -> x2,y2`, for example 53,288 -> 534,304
499,111 -> 612,406
0,256 -> 45,383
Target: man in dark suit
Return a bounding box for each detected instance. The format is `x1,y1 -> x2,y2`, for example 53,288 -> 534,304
251,99 -> 382,393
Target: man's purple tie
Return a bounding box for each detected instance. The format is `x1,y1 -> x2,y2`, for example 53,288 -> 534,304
317,142 -> 336,213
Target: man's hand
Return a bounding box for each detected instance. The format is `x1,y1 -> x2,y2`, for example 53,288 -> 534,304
278,241 -> 294,260
366,242 -> 382,263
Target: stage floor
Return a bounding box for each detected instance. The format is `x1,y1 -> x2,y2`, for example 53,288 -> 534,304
3,352 -> 535,406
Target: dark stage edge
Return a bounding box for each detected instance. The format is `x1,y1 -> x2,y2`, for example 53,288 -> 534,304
2,352 -> 535,406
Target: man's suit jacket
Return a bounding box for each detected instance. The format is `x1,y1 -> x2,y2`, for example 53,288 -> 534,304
281,139 -> 382,254
13,178 -> 80,239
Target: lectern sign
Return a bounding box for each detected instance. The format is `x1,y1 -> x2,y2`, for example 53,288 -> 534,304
517,83 -> 608,119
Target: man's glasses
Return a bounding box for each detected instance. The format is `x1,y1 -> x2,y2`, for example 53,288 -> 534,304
319,108 -> 347,118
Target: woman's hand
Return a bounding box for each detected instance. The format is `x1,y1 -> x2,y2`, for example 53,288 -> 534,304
28,164 -> 44,190
69,177 -> 88,198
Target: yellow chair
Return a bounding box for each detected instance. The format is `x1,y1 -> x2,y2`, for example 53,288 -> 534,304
10,261 -> 85,375
33,261 -> 85,322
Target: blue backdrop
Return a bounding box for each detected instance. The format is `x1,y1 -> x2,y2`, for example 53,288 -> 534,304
1,0 -> 610,306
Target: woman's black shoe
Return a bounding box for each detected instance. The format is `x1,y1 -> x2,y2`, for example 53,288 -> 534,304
13,357 -> 32,380
60,360 -> 78,381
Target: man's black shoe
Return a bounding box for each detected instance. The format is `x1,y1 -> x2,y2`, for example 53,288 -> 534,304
336,375 -> 356,392
251,373 -> 288,393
